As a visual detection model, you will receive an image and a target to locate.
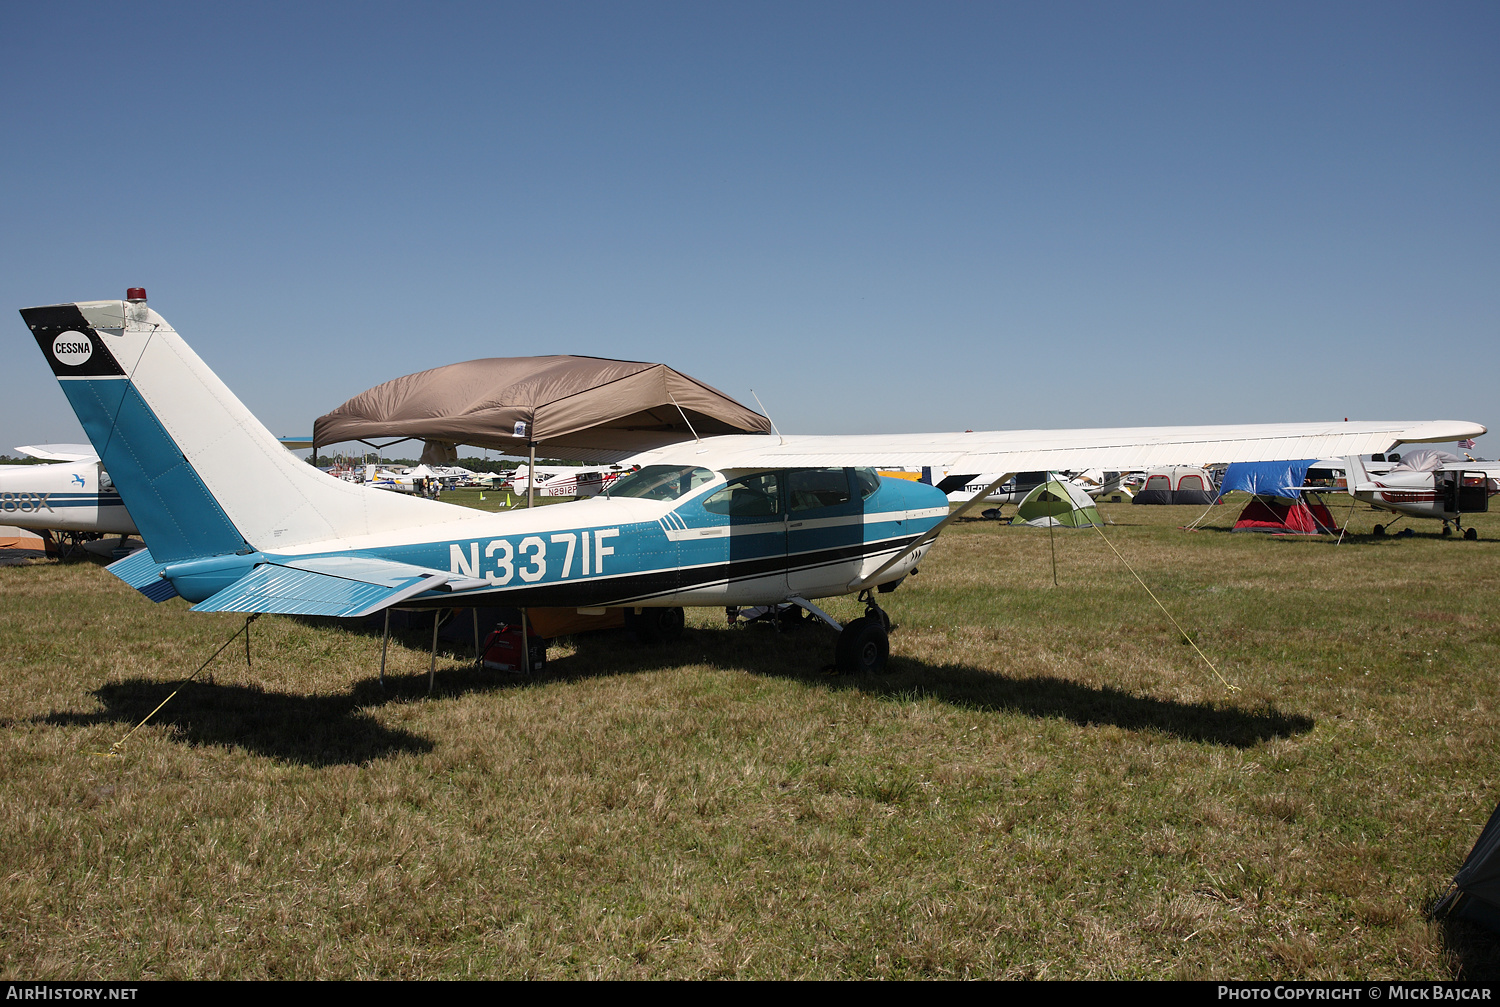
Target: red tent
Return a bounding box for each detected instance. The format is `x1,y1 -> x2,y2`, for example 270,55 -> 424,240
1232,497 -> 1341,535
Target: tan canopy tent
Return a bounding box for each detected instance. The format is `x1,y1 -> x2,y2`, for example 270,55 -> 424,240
313,355 -> 771,463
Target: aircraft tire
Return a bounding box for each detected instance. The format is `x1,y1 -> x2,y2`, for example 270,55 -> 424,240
1372,524 -> 1385,536
1465,527 -> 1479,541
836,617 -> 889,675
627,606 -> 685,645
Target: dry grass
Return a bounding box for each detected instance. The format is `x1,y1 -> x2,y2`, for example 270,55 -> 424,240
2,497 -> 1498,978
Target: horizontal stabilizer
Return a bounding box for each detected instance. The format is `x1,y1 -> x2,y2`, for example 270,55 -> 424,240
191,555 -> 457,618
106,547 -> 179,603
14,444 -> 98,463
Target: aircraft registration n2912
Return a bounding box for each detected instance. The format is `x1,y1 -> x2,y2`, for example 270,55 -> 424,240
19,291 -> 1488,673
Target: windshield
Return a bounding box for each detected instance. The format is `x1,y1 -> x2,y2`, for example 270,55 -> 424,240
605,465 -> 718,501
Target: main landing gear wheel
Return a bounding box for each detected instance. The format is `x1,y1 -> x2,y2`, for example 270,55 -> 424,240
1443,523 -> 1453,537
626,607 -> 685,644
1372,524 -> 1385,537
836,616 -> 889,675
1465,527 -> 1479,541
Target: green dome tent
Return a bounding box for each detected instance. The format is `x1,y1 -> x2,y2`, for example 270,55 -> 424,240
1010,476 -> 1105,529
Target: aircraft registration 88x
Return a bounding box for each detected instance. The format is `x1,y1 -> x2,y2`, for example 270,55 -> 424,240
20,290 -> 1487,674
0,444 -> 137,547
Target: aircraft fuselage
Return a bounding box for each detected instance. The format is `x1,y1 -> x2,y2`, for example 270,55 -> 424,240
0,459 -> 136,535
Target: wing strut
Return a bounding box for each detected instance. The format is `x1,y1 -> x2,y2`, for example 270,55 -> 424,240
848,472 -> 1018,592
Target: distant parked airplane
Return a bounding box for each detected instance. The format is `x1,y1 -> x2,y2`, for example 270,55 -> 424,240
0,444 -> 138,554
506,463 -> 626,498
1340,451 -> 1500,539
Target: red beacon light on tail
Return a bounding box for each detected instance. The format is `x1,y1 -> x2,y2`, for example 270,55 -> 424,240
126,287 -> 147,302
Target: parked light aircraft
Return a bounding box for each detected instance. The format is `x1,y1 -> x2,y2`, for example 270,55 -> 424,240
0,444 -> 138,553
20,291 -> 1488,673
1338,451 -> 1500,539
507,463 -> 626,498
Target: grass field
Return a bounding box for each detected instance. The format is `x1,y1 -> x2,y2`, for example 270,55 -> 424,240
2,496 -> 1499,979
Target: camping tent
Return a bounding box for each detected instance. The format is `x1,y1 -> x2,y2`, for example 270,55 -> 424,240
1010,476 -> 1105,528
1230,497 -> 1341,534
313,355 -> 772,463
1437,800 -> 1500,933
1132,466 -> 1217,505
1217,459 -> 1341,535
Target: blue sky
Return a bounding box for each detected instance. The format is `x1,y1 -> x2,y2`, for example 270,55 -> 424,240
3,2 -> 1495,453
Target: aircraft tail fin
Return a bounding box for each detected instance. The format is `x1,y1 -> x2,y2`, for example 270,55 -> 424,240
1343,454 -> 1372,495
23,292 -> 475,566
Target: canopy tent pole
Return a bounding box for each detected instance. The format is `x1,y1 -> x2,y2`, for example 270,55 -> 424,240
1048,483 -> 1059,586
521,611 -> 531,675
429,610 -> 439,694
522,440 -> 533,674
379,609 -> 391,689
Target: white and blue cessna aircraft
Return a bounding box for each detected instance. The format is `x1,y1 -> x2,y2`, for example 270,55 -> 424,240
20,291 -> 1488,673
0,444 -> 138,553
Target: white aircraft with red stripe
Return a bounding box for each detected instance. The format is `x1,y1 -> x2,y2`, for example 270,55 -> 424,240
1340,451 -> 1500,539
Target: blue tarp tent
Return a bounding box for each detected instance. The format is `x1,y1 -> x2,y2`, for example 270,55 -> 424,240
1216,458 -> 1339,534
1216,459 -> 1317,500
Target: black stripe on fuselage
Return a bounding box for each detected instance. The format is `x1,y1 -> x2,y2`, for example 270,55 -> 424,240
392,533 -> 923,611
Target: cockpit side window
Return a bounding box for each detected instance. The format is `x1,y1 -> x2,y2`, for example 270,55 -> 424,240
702,472 -> 781,517
853,468 -> 881,500
605,465 -> 717,501
787,467 -> 853,513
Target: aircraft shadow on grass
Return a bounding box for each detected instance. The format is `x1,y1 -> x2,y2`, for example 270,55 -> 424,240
556,623 -> 1315,749
21,619 -> 1312,762
30,678 -> 436,767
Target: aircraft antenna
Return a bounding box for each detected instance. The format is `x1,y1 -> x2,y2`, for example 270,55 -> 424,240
750,390 -> 785,446
669,393 -> 707,453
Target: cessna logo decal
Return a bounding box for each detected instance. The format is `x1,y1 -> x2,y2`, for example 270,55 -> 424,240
51,332 -> 93,367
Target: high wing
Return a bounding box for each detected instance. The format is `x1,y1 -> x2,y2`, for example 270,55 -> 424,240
625,420 -> 1484,473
